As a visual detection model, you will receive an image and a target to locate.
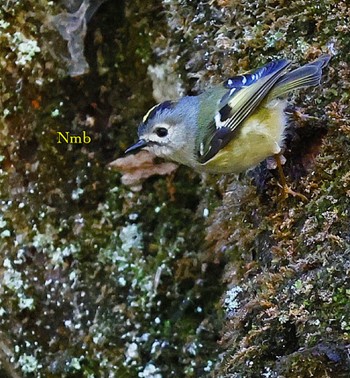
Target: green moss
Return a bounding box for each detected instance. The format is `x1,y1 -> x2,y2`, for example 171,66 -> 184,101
1,0 -> 350,376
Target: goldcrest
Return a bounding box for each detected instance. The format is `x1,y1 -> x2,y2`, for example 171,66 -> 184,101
126,55 -> 330,175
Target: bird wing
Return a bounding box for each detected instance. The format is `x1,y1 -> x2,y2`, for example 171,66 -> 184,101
197,59 -> 291,163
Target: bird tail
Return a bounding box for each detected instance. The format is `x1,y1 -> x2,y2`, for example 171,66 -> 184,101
267,55 -> 331,100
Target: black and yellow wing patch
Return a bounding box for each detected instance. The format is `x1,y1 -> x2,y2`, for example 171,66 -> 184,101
197,59 -> 291,163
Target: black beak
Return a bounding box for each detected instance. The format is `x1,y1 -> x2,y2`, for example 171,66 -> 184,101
125,139 -> 148,154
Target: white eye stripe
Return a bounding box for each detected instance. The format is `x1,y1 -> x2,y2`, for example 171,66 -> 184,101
152,123 -> 170,130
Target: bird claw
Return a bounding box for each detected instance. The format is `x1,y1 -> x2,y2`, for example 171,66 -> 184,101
274,153 -> 308,202
279,183 -> 308,202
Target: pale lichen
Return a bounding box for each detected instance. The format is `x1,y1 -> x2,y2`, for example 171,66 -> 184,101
1,0 -> 349,377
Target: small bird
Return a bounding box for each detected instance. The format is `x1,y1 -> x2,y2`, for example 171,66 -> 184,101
125,55 -> 330,196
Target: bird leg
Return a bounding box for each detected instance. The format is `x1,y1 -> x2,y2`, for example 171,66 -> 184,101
274,154 -> 308,202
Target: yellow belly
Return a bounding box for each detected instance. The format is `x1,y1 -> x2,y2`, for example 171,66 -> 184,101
201,99 -> 287,174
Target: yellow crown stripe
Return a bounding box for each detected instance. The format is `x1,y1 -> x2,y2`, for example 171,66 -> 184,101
142,104 -> 159,123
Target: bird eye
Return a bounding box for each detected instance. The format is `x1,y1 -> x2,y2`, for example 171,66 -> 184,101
155,127 -> 168,137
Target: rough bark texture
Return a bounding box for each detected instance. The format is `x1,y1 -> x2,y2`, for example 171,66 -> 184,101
0,0 -> 349,377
